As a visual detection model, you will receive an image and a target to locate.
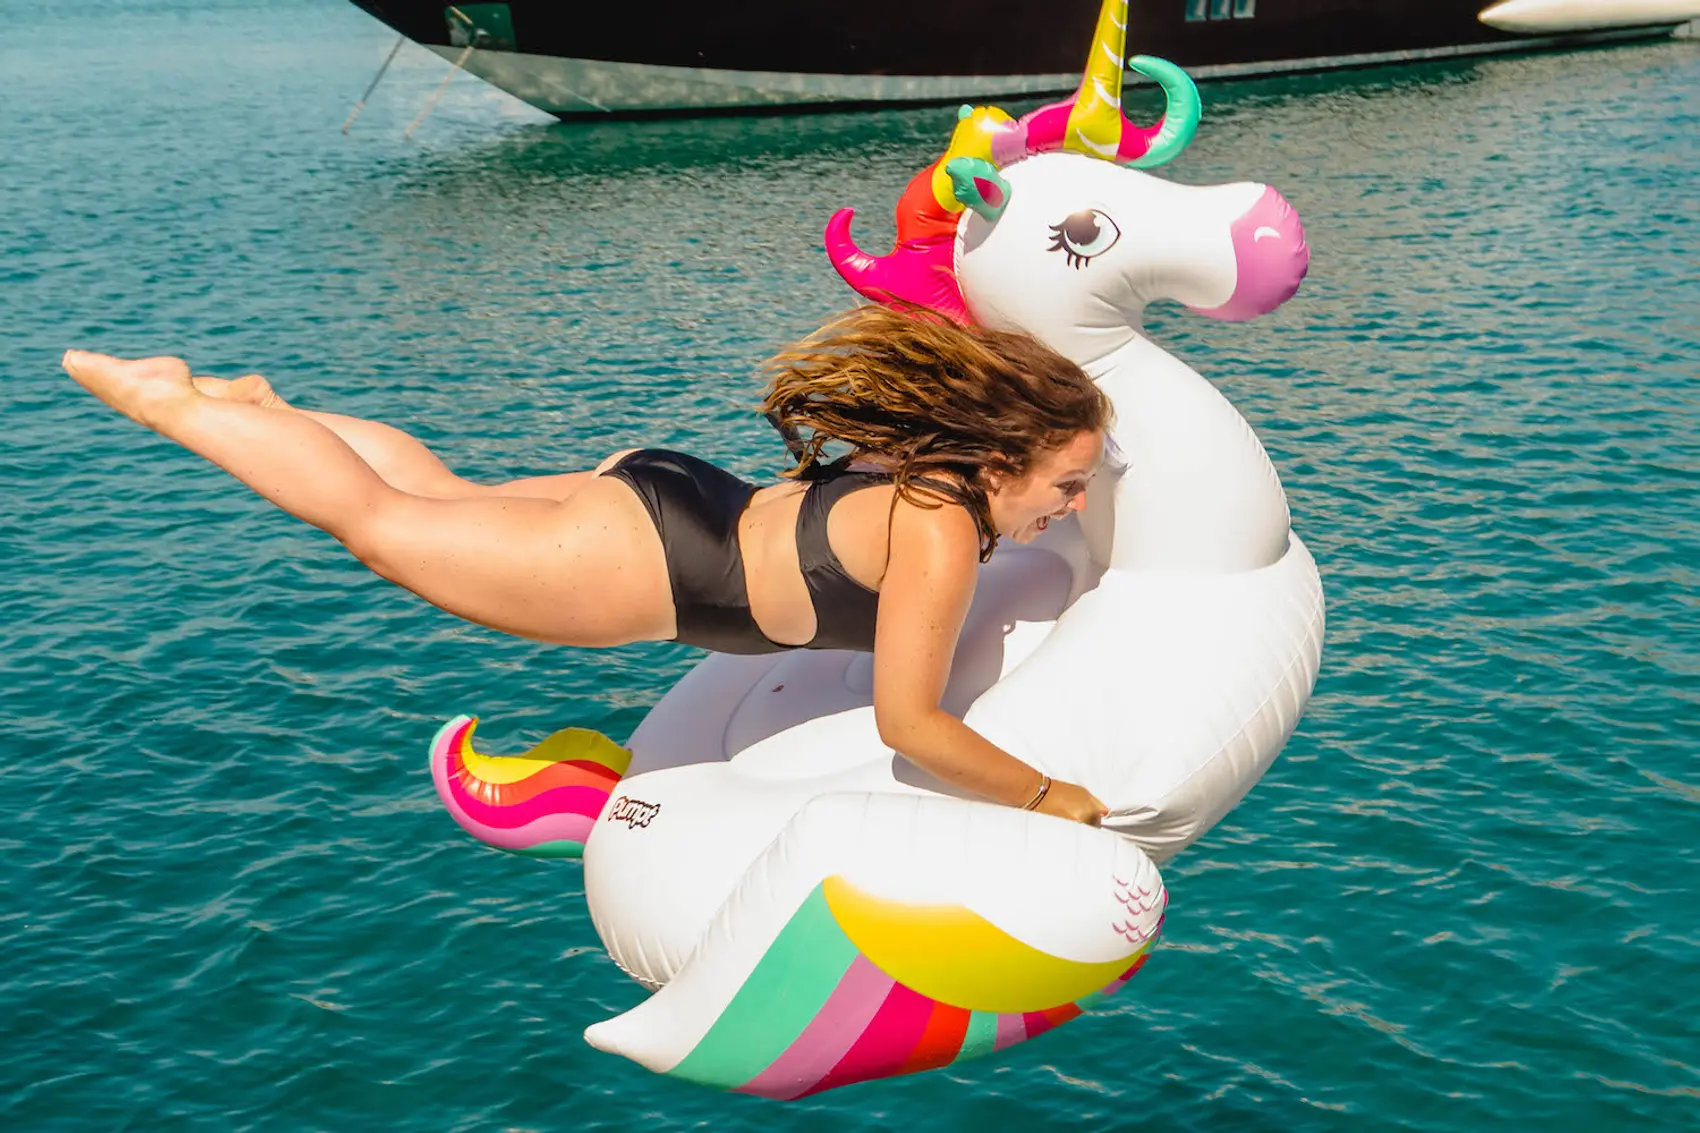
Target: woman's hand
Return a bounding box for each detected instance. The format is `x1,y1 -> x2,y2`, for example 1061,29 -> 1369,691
1034,779 -> 1109,827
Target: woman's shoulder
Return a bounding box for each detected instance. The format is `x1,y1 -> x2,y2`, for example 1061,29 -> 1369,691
886,485 -> 981,560
875,486 -> 981,614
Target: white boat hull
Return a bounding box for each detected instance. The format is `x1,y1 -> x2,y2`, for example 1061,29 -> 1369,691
429,22 -> 1691,117
1479,0 -> 1700,34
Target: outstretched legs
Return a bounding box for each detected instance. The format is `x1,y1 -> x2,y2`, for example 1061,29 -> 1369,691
192,373 -> 601,502
65,352 -> 674,646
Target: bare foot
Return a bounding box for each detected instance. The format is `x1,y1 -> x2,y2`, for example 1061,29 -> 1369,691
63,351 -> 199,431
192,373 -> 291,409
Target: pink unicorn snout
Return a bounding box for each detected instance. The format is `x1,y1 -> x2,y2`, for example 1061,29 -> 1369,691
1189,185 -> 1308,322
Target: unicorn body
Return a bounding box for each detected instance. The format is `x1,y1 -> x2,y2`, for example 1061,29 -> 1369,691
433,0 -> 1323,1097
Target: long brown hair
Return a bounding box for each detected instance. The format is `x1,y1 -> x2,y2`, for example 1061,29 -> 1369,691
759,306 -> 1112,560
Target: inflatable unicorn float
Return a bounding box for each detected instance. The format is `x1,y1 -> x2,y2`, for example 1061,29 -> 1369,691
430,0 -> 1323,1098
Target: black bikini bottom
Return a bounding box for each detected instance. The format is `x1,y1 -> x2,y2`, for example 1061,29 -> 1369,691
603,449 -> 789,655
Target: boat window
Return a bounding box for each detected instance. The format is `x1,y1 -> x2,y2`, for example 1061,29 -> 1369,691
1187,0 -> 1253,20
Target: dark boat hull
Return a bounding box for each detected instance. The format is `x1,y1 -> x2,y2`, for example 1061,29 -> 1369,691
347,2 -> 1695,117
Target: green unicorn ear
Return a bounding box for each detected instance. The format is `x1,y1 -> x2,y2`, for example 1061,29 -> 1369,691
1126,55 -> 1201,169
945,157 -> 1012,223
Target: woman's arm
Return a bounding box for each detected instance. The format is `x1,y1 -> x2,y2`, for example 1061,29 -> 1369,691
872,498 -> 1106,825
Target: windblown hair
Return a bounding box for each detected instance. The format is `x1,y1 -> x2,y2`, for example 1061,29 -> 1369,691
759,305 -> 1112,561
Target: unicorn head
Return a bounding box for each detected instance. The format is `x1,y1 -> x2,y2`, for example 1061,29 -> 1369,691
827,0 -> 1311,573
826,0 -> 1309,367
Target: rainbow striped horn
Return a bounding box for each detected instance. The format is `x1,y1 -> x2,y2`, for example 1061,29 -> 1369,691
1007,0 -> 1200,169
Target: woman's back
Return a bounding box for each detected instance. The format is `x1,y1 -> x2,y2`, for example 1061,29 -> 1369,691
739,468 -> 903,648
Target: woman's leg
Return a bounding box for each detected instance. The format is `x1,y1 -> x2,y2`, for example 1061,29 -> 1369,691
68,352 -> 674,645
193,373 -> 601,502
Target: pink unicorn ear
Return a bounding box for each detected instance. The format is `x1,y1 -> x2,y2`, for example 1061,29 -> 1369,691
945,158 -> 1011,223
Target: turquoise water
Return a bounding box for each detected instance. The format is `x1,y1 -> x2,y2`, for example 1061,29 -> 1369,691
5,2 -> 1698,1128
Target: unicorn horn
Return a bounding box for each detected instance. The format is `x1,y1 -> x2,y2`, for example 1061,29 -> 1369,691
1018,0 -> 1197,168
1065,0 -> 1132,159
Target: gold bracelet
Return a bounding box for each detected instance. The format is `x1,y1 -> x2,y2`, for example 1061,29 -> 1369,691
1021,773 -> 1052,811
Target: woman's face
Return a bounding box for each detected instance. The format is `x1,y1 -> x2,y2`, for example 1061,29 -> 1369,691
986,429 -> 1107,544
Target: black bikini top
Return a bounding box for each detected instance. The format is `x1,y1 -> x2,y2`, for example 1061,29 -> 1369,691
793,460 -> 892,653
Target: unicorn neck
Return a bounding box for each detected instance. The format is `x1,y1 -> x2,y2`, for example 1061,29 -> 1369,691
1080,337 -> 1292,574
1032,310 -> 1150,372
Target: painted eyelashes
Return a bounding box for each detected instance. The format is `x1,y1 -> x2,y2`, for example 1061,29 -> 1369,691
1048,209 -> 1122,268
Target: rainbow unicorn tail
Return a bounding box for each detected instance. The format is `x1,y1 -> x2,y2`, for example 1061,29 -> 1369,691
429,715 -> 631,859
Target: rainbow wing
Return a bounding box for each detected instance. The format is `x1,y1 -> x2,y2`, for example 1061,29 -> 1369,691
429,715 -> 631,858
669,879 -> 1161,1099
584,791 -> 1165,1098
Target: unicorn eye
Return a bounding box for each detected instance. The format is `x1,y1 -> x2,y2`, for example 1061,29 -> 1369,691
1047,210 -> 1121,269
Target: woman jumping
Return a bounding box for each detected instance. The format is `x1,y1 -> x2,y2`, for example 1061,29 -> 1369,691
63,306 -> 1110,825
